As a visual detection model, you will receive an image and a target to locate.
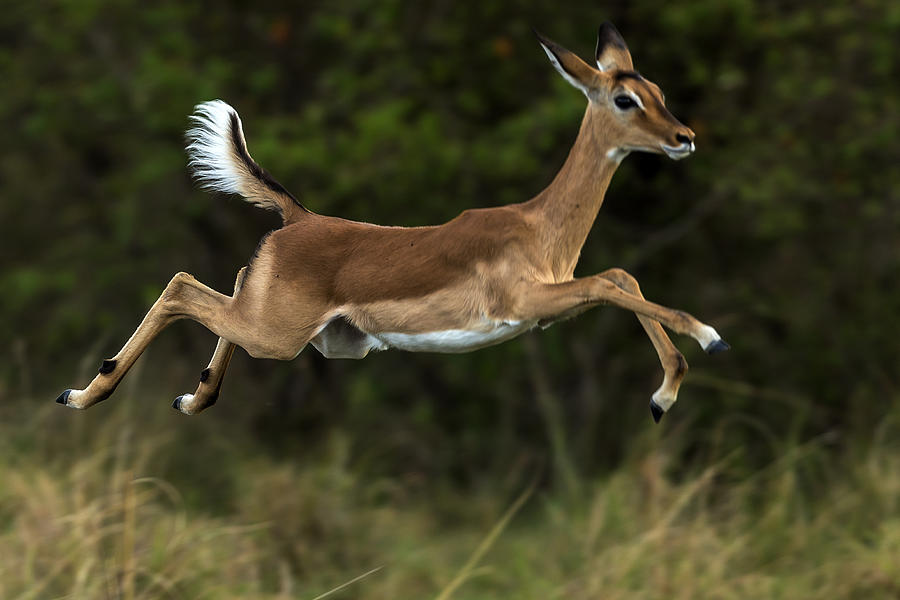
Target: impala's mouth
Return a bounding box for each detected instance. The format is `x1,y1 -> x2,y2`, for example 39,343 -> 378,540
662,142 -> 695,160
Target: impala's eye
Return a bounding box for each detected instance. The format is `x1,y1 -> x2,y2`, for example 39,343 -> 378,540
614,95 -> 638,110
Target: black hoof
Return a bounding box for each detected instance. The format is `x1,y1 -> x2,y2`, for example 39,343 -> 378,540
56,389 -> 72,405
706,339 -> 731,355
172,396 -> 183,411
649,400 -> 665,423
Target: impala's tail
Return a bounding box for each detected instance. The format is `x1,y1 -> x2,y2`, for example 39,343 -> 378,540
185,100 -> 308,223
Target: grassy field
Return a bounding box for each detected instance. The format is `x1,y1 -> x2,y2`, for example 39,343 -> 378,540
2,381 -> 900,600
3,2 -> 898,598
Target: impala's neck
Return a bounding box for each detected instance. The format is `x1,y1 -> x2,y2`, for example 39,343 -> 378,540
525,106 -> 625,280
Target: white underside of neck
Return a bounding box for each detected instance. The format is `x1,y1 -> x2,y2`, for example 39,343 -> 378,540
605,147 -> 631,164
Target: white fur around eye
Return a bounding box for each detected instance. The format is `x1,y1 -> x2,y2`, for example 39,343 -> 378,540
620,89 -> 645,110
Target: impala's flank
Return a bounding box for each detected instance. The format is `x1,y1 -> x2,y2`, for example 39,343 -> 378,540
56,23 -> 728,422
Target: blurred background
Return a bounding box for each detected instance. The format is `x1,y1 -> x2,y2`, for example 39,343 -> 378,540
1,0 -> 899,598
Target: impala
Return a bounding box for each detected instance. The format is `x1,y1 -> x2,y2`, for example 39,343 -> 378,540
56,23 -> 728,422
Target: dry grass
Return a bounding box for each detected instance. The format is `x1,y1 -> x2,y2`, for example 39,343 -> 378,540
1,396 -> 900,599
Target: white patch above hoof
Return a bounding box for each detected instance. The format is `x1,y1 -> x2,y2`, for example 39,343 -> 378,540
173,394 -> 196,414
57,389 -> 86,409
651,387 -> 676,412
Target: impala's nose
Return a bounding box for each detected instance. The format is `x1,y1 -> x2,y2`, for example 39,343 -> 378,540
663,128 -> 696,160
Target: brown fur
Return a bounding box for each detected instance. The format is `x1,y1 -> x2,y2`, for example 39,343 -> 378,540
59,27 -> 723,417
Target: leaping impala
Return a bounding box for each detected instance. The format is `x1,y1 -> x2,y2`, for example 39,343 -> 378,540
56,23 -> 728,423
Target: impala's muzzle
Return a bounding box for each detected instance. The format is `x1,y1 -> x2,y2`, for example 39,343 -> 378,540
662,130 -> 696,160
662,141 -> 695,160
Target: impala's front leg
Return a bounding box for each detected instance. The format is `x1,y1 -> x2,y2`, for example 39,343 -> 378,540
517,274 -> 728,419
520,275 -> 728,351
597,268 -> 696,421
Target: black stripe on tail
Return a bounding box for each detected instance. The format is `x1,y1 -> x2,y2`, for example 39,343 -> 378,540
228,112 -> 309,216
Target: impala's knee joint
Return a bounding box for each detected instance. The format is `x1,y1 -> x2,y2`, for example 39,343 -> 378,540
163,271 -> 193,298
608,267 -> 638,290
98,359 -> 117,375
673,353 -> 688,378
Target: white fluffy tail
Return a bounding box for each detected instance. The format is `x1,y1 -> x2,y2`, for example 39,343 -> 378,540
185,100 -> 306,222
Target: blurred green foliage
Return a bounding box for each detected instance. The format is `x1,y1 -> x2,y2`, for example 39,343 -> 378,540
2,0 -> 899,485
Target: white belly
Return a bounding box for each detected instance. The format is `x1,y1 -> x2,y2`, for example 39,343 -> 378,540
375,320 -> 535,353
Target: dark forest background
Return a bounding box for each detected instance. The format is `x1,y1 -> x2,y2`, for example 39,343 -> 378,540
1,1 -> 899,598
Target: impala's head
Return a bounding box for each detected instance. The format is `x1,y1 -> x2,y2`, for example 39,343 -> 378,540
536,23 -> 695,161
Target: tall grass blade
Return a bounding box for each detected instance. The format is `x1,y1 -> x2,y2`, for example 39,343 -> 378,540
435,476 -> 537,600
308,565 -> 384,600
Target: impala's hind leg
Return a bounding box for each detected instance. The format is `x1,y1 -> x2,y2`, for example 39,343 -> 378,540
599,268 -> 688,422
173,267 -> 247,415
56,272 -> 231,409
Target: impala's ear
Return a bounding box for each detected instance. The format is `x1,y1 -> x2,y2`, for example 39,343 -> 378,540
534,29 -> 599,97
595,22 -> 633,72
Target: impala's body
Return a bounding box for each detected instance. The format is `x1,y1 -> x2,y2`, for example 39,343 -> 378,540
57,24 -> 728,422
237,207 -> 538,359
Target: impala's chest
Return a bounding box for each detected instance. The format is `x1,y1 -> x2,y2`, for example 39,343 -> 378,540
375,320 -> 535,353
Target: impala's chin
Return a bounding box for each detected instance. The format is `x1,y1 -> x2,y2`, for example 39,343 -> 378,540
662,142 -> 695,160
